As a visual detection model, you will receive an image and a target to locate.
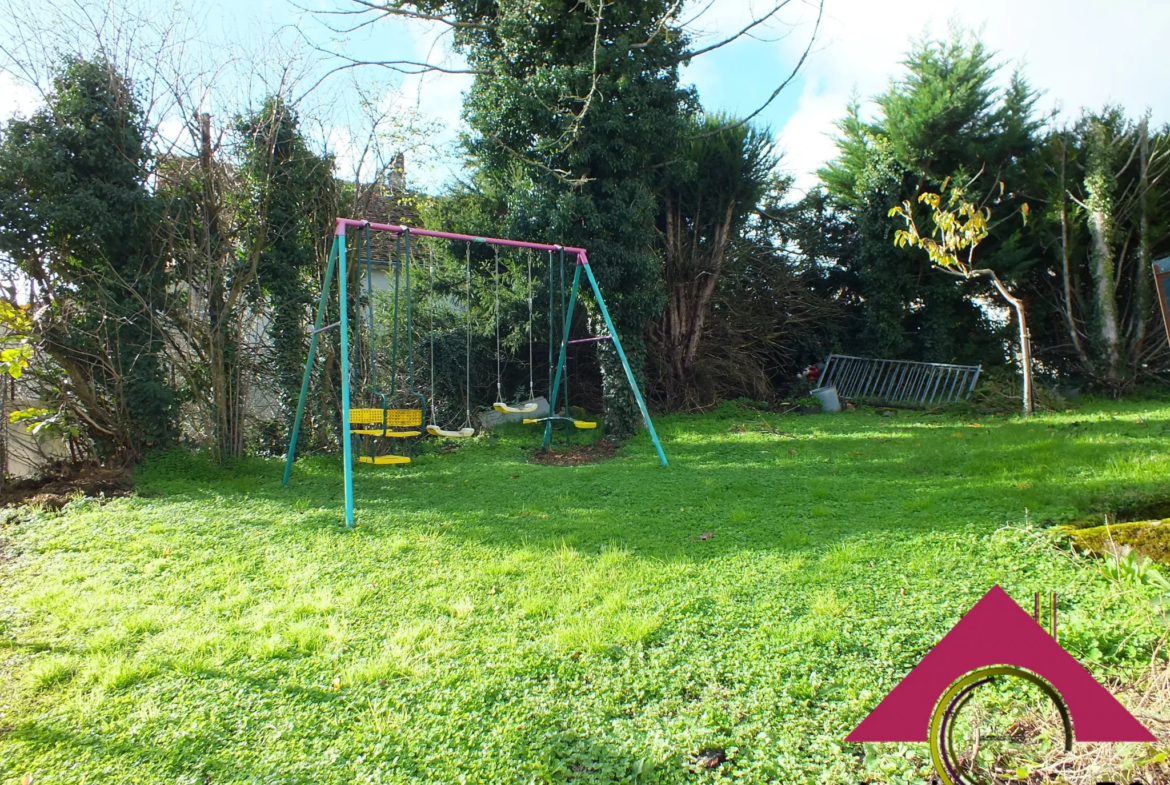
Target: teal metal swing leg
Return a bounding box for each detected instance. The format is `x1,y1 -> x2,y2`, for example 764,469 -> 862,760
543,264 -> 582,450
283,233 -> 356,528
284,239 -> 339,486
542,255 -> 667,467
580,259 -> 667,466
338,234 -> 355,528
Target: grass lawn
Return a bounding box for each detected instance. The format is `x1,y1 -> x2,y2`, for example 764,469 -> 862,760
2,400 -> 1169,783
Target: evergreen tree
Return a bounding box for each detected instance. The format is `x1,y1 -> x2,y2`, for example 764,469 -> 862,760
397,0 -> 694,435
0,57 -> 175,462
819,33 -> 1041,368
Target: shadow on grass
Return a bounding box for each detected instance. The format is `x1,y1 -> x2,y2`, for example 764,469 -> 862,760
124,403 -> 1170,564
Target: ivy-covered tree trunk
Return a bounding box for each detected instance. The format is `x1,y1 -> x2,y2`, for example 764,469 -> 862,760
1131,118 -> 1153,362
1085,119 -> 1123,388
239,98 -> 332,444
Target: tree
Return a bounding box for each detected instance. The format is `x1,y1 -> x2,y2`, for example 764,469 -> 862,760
320,0 -> 822,432
238,97 -> 336,443
648,114 -> 775,406
819,32 -> 1041,368
1028,110 -> 1170,392
357,0 -> 691,435
0,56 -> 176,463
155,99 -> 340,463
891,184 -> 1035,414
0,302 -> 33,382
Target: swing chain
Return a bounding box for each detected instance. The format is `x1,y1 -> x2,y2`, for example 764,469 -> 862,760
428,241 -> 437,424
466,242 -> 473,428
527,249 -> 534,402
494,245 -> 503,402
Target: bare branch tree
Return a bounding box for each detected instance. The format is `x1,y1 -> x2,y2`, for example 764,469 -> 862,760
302,0 -> 826,156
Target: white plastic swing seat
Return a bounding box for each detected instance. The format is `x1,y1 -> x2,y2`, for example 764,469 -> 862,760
427,425 -> 475,438
493,401 -> 539,414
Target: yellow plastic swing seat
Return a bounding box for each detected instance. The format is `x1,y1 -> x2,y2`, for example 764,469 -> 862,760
493,401 -> 539,414
350,409 -> 422,467
426,425 -> 475,438
358,455 -> 411,465
522,418 -> 598,429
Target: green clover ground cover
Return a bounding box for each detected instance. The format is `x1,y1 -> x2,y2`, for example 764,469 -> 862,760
2,400 -> 1169,783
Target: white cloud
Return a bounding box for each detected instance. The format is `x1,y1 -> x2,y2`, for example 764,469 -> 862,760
0,72 -> 42,122
774,79 -> 846,190
762,0 -> 1170,192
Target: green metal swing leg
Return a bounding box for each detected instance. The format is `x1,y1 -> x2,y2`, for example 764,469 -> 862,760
541,256 -> 667,467
284,239 -> 339,486
580,258 -> 667,466
543,264 -> 582,450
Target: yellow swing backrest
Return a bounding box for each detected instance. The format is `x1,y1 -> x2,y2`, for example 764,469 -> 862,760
350,408 -> 423,432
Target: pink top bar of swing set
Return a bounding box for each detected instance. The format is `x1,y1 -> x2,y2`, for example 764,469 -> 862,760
335,218 -> 589,262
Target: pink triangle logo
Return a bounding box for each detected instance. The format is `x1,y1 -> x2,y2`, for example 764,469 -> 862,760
847,585 -> 1154,743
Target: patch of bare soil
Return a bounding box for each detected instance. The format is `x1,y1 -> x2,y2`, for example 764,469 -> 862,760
0,465 -> 132,510
528,440 -> 619,466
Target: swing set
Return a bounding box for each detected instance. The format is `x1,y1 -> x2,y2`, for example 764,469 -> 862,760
282,218 -> 668,528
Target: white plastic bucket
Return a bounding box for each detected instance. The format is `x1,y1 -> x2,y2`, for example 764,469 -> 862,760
810,385 -> 841,412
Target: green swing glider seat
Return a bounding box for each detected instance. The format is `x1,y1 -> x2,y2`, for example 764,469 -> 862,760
518,248 -> 599,433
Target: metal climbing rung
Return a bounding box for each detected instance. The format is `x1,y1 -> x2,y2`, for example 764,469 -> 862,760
312,321 -> 341,336
817,354 -> 981,408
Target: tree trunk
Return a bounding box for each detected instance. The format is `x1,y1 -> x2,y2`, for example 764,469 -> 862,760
1058,138 -> 1090,368
200,112 -> 243,462
1085,120 -> 1123,389
988,273 -> 1034,416
653,198 -> 736,404
1130,117 -> 1152,362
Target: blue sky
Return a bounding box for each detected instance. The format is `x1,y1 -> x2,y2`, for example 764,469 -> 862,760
3,0 -> 1168,193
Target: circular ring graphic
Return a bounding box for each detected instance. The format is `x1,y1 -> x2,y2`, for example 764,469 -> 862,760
929,665 -> 1073,785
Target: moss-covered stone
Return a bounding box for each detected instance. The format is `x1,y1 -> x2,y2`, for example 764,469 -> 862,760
1061,520 -> 1170,564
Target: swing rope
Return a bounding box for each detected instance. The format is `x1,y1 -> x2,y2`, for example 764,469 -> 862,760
547,249 -> 554,405
492,244 -> 538,414
428,241 -> 438,425
390,233 -> 400,380
527,248 -> 534,402
465,242 -> 473,428
364,223 -> 381,404
424,239 -> 474,438
494,245 -> 502,403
